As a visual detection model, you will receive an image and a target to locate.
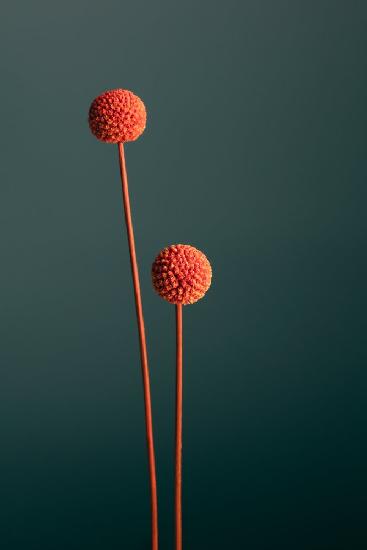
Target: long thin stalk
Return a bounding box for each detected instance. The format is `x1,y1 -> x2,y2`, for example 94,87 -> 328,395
175,304 -> 183,550
117,142 -> 158,550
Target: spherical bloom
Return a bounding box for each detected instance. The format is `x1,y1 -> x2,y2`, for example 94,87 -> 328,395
152,244 -> 212,305
88,89 -> 146,143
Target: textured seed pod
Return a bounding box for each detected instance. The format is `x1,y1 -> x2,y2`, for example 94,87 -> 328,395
88,89 -> 146,143
152,244 -> 212,305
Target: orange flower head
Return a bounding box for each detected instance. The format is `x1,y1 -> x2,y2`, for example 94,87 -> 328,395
88,89 -> 146,143
152,244 -> 212,305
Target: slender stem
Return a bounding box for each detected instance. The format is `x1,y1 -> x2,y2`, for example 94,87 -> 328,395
175,304 -> 183,550
117,142 -> 158,550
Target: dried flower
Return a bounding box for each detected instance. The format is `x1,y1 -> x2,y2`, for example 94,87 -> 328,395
152,244 -> 212,305
88,89 -> 146,143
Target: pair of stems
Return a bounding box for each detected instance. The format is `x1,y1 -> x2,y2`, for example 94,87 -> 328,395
118,143 -> 183,550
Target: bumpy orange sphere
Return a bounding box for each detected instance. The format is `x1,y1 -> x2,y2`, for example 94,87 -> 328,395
88,89 -> 146,143
152,244 -> 212,305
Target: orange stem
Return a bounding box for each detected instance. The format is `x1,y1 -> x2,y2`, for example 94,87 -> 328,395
117,142 -> 158,550
175,304 -> 183,550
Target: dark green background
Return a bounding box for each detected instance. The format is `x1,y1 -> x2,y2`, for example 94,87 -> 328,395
1,1 -> 366,548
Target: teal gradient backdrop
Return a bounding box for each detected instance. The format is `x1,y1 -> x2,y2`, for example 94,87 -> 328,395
1,1 -> 366,548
